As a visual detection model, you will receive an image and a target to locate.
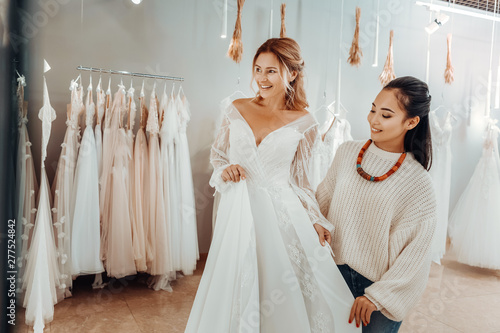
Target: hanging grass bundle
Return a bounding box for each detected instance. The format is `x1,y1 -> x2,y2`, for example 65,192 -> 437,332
280,3 -> 287,38
444,33 -> 455,84
379,30 -> 396,86
227,0 -> 245,63
347,7 -> 362,67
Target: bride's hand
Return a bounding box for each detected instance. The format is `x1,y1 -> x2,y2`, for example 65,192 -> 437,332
313,223 -> 331,246
222,164 -> 247,182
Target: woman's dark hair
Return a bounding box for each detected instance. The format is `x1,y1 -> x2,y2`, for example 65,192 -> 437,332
384,76 -> 433,171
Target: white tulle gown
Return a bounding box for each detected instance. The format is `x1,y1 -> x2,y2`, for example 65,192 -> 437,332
429,111 -> 453,264
186,104 -> 359,333
176,88 -> 199,275
71,80 -> 104,275
15,75 -> 38,293
51,78 -> 83,299
23,77 -> 60,333
161,88 -> 182,272
448,119 -> 500,269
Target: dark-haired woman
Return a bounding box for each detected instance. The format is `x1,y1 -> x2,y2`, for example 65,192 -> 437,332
316,76 -> 437,333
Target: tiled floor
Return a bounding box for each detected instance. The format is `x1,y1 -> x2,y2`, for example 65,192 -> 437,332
13,251 -> 500,333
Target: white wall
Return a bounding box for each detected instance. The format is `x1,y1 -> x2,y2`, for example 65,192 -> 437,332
22,0 -> 500,252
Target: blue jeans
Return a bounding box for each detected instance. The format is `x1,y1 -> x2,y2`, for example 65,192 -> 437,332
337,264 -> 402,333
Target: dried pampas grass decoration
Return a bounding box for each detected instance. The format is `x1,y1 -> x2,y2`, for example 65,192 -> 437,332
227,0 -> 245,63
379,30 -> 396,86
444,33 -> 454,84
280,3 -> 287,38
347,7 -> 362,66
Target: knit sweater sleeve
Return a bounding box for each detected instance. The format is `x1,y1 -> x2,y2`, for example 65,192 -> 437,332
364,175 -> 437,322
290,124 -> 335,234
315,141 -> 348,218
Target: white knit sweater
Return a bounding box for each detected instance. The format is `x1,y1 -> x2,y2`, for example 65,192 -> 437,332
316,140 -> 437,322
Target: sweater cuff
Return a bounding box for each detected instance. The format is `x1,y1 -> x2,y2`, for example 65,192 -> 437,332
363,293 -> 382,312
364,287 -> 401,322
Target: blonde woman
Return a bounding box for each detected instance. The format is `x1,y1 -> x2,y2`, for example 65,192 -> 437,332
186,38 -> 360,333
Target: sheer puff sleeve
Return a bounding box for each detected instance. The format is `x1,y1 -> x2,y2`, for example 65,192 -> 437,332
290,124 -> 335,234
209,113 -> 232,193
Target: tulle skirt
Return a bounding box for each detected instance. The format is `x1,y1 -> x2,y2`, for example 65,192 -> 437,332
148,134 -> 172,276
23,170 -> 60,332
186,181 -> 359,333
449,153 -> 500,269
177,132 -> 199,275
132,129 -> 148,272
105,129 -> 136,278
71,126 -> 104,275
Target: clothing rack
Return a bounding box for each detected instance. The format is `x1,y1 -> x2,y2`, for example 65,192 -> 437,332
76,66 -> 184,81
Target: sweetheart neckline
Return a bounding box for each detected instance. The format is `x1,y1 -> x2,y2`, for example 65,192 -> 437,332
230,104 -> 310,148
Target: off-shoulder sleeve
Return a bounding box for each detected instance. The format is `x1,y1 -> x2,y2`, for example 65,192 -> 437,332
209,113 -> 232,193
289,124 -> 335,234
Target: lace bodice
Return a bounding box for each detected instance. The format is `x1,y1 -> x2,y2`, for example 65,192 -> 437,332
210,103 -> 334,232
85,83 -> 95,127
146,89 -> 160,134
68,80 -> 83,129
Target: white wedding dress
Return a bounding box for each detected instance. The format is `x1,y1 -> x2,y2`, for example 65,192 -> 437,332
23,77 -> 60,333
186,104 -> 359,333
428,111 -> 453,264
71,80 -> 104,275
15,75 -> 38,293
176,89 -> 199,275
448,119 -> 500,269
313,116 -> 353,190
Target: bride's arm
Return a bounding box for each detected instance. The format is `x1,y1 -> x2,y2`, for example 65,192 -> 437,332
209,114 -> 232,193
290,124 -> 335,235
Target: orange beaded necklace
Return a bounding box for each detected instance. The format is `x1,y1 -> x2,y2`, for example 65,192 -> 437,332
356,139 -> 407,182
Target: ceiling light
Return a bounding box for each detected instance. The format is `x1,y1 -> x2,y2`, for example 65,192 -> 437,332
425,12 -> 449,34
131,0 -> 142,4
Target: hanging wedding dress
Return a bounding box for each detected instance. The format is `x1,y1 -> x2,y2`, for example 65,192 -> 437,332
448,119 -> 500,270
429,111 -> 453,264
177,88 -> 199,275
71,79 -> 104,276
23,76 -> 61,333
148,85 -> 173,290
312,113 -> 353,190
132,82 -> 149,272
186,104 -> 359,333
51,77 -> 83,299
127,85 -> 147,272
104,84 -> 137,278
15,75 -> 38,293
99,77 -> 115,264
161,86 -> 182,273
146,84 -> 175,292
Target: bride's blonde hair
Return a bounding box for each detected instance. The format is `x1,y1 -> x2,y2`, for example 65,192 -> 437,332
252,38 -> 308,111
